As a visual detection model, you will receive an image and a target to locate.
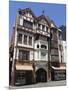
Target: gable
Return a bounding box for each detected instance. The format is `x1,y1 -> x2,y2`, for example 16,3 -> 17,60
24,12 -> 33,18
38,19 -> 49,26
37,15 -> 50,27
19,8 -> 36,19
51,20 -> 57,28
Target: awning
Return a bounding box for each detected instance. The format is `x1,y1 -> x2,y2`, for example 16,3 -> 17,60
16,64 -> 33,71
51,66 -> 66,70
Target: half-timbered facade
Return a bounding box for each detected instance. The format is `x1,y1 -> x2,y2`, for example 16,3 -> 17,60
9,8 -> 66,86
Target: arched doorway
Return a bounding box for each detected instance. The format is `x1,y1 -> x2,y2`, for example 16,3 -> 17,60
36,68 -> 47,83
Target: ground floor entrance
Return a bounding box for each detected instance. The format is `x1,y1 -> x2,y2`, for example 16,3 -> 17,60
36,68 -> 47,83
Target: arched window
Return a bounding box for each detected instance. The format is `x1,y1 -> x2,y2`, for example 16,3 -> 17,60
37,44 -> 39,48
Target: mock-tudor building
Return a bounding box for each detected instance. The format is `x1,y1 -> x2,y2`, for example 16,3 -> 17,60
9,8 -> 66,86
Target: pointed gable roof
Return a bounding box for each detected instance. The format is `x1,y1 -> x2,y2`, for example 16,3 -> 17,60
18,8 -> 36,18
37,14 -> 51,27
51,20 -> 57,28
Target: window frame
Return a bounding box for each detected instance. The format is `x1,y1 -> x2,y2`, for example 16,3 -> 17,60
29,36 -> 32,46
17,33 -> 22,44
24,35 -> 27,45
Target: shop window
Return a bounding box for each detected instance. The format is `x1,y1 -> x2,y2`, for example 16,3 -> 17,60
16,71 -> 26,84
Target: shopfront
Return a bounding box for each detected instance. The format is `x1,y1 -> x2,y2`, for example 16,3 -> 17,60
51,66 -> 66,81
15,63 -> 33,85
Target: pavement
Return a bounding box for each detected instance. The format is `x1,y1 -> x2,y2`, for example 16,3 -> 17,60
9,80 -> 66,89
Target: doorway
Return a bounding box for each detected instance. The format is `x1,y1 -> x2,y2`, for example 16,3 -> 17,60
36,68 -> 47,82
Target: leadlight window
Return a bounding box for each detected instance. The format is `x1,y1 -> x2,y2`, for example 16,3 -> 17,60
41,45 -> 47,49
46,26 -> 48,32
24,35 -> 27,45
41,51 -> 46,56
19,50 -> 29,60
17,33 -> 22,43
41,51 -> 46,59
38,24 -> 41,29
42,25 -> 45,31
23,20 -> 33,29
29,36 -> 32,45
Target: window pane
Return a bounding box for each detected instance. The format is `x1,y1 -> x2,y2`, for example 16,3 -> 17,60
29,36 -> 32,45
19,51 -> 22,60
46,27 -> 48,32
37,44 -> 39,48
41,45 -> 47,49
17,33 -> 22,43
38,24 -> 41,29
19,50 -> 29,60
23,20 -> 33,29
24,35 -> 27,45
42,25 -> 45,30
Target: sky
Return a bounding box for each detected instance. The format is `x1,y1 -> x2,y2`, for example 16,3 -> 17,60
9,1 -> 66,40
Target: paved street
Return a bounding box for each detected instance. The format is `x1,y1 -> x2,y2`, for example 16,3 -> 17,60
9,80 -> 66,89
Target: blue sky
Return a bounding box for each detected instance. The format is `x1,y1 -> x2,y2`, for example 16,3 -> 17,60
9,1 -> 66,40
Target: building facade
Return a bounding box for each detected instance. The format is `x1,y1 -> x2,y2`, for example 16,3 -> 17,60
9,8 -> 66,86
